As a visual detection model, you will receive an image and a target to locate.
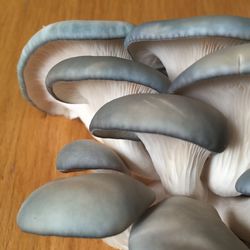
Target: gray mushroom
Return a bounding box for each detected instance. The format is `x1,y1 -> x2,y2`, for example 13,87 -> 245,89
17,20 -> 133,118
90,94 -> 228,198
169,43 -> 250,197
56,139 -> 128,173
125,16 -> 250,80
17,173 -> 155,238
129,196 -> 249,250
236,169 -> 250,196
46,56 -> 170,180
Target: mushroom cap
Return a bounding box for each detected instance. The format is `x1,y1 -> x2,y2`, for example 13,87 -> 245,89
125,16 -> 250,68
90,94 -> 228,153
46,56 -> 170,102
17,20 -> 133,110
169,43 -> 250,93
17,173 -> 155,238
56,139 -> 128,173
235,169 -> 250,196
129,196 -> 249,250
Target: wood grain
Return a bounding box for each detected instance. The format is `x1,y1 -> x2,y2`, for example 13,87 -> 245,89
1,0 -> 250,249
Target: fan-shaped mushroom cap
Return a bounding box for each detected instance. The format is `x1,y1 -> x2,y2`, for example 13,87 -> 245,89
17,20 -> 133,118
56,139 -> 128,173
90,94 -> 227,152
125,16 -> 250,80
169,43 -> 250,197
17,173 -> 155,238
235,169 -> 250,196
90,94 -> 228,197
129,197 -> 249,250
46,56 -> 170,111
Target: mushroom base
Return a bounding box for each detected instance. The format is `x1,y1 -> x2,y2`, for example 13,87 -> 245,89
180,76 -> 250,197
137,133 -> 210,199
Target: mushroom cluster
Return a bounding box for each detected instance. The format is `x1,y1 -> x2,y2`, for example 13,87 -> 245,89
17,17 -> 250,249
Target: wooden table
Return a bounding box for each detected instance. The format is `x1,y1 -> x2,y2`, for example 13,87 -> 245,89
1,0 -> 250,249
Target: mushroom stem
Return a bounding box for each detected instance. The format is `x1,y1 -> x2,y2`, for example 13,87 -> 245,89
100,138 -> 160,181
137,133 -> 210,199
23,39 -> 130,118
181,77 -> 250,196
140,37 -> 243,81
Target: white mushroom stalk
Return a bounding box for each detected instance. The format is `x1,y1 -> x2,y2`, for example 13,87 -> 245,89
178,77 -> 250,197
137,133 -> 210,198
130,37 -> 243,81
170,43 -> 250,197
90,94 -> 228,199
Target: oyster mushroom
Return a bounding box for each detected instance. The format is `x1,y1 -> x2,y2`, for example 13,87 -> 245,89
90,94 -> 228,198
17,20 -> 133,118
125,16 -> 250,80
46,56 -> 170,180
129,196 -> 249,250
169,43 -> 250,197
17,173 -> 155,238
56,139 -> 128,173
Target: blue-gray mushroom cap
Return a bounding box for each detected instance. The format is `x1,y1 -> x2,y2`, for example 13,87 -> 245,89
56,139 -> 128,173
90,94 -> 228,153
17,173 -> 155,238
46,56 -> 170,103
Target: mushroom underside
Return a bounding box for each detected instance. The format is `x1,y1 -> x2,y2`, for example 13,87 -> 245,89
179,76 -> 250,197
22,39 -> 130,118
129,37 -> 244,81
136,133 -> 210,199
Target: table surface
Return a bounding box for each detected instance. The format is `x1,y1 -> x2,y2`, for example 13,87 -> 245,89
1,0 -> 250,249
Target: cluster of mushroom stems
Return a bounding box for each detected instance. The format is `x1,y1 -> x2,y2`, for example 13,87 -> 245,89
17,16 -> 250,250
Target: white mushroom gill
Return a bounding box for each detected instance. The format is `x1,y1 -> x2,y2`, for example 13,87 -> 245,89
136,133 -> 210,199
53,79 -> 159,180
23,39 -> 130,118
181,76 -> 250,197
132,37 -> 244,81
